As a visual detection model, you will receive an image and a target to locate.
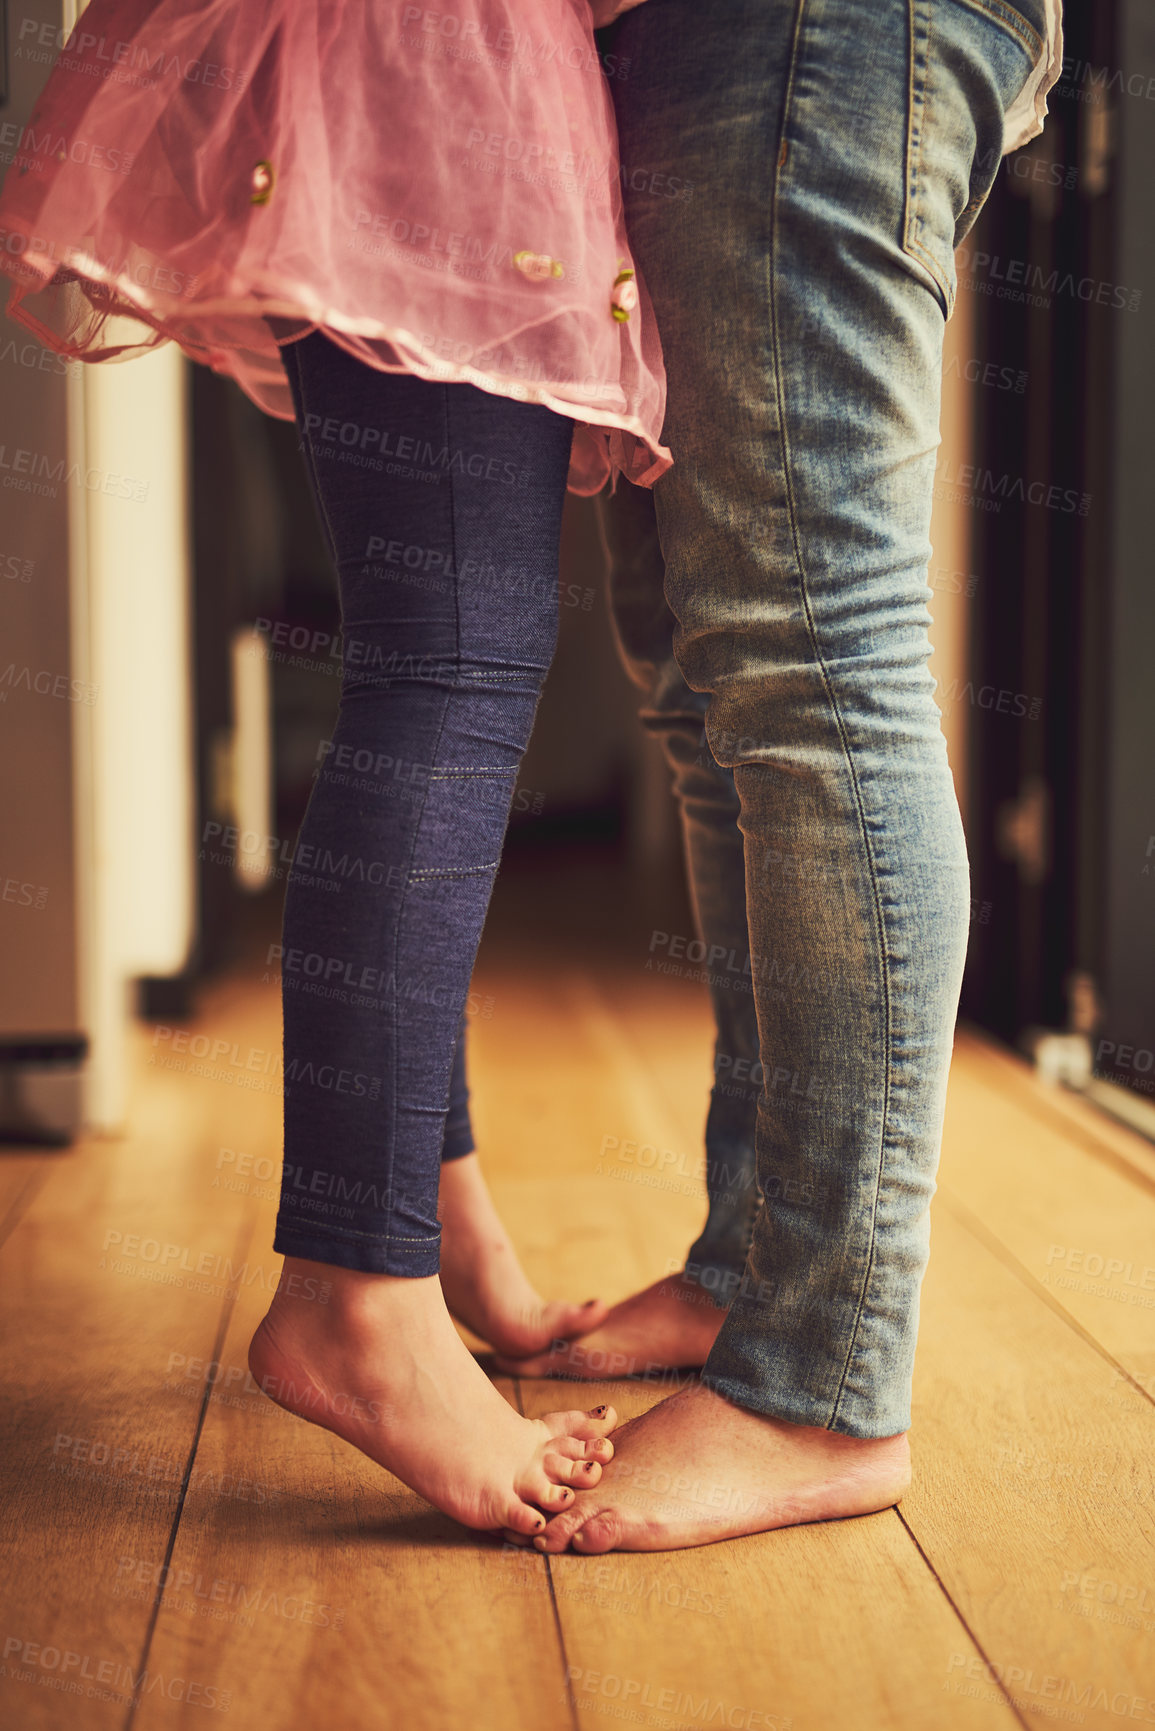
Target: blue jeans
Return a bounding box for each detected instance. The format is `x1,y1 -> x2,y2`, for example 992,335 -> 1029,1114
271,336 -> 573,1275
585,0 -> 1047,1436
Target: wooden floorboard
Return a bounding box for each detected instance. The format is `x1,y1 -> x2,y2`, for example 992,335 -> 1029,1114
467,966 -> 706,1313
941,1033 -> 1155,1387
0,1160 -> 50,1249
955,1030 -> 1155,1192
0,1077 -> 260,1728
903,1203 -> 1155,1731
134,1250 -> 573,1731
518,1379 -> 1022,1731
3,892 -> 1152,1730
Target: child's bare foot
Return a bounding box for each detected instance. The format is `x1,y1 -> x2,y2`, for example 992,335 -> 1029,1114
529,1382 -> 910,1553
493,1273 -> 727,1380
438,1153 -> 609,1355
248,1257 -> 618,1536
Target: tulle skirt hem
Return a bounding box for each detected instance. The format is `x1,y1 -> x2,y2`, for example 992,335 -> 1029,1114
2,242 -> 670,496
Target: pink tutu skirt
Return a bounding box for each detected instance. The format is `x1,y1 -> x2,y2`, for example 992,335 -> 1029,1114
0,0 -> 670,494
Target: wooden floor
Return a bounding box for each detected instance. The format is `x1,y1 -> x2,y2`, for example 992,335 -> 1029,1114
3,845 -> 1154,1731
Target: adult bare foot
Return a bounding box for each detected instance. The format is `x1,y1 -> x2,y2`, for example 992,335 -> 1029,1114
248,1256 -> 618,1536
492,1273 -> 727,1381
530,1382 -> 911,1553
438,1153 -> 609,1355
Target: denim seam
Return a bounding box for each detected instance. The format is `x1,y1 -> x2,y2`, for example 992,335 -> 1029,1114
772,0 -> 894,1432
284,1226 -> 439,1244
379,380 -> 459,1260
903,0 -> 955,320
454,671 -> 537,683
410,863 -> 499,879
288,343 -> 343,571
277,1223 -> 440,1249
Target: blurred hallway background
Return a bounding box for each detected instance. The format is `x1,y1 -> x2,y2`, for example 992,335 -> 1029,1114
1,0 -> 1151,1148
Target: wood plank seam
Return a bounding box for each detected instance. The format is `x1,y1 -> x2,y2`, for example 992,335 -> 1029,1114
935,1186 -> 1155,1412
972,1078 -> 1155,1198
124,1209 -> 258,1731
511,1373 -> 582,1731
0,1166 -> 52,1253
958,1029 -> 1155,1197
894,1507 -> 1034,1731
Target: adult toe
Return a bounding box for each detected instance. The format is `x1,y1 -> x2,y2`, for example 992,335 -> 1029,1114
532,1500 -> 603,1553
570,1511 -> 625,1554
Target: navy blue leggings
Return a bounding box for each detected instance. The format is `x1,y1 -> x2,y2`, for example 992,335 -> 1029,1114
272,330 -> 574,1275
